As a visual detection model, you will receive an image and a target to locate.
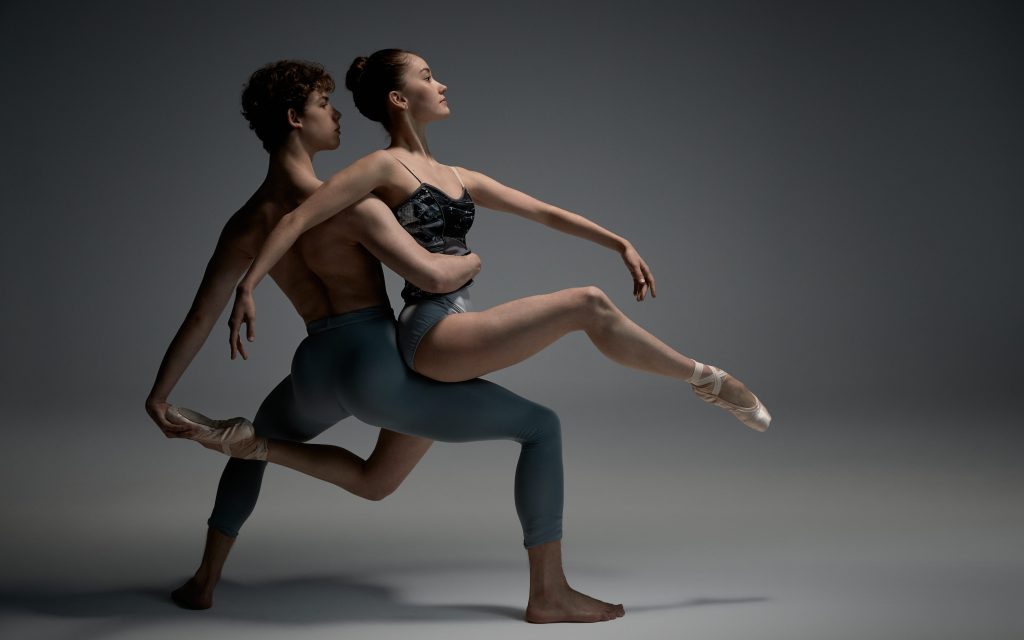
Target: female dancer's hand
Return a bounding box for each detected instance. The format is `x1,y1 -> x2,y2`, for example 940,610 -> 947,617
621,244 -> 656,301
228,288 -> 256,360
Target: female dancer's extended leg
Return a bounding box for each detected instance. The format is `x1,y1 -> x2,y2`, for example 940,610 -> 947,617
415,286 -> 760,414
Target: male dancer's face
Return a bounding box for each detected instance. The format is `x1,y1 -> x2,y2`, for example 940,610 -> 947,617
296,90 -> 341,152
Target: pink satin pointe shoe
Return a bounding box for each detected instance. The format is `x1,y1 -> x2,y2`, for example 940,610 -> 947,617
166,406 -> 268,460
688,362 -> 771,432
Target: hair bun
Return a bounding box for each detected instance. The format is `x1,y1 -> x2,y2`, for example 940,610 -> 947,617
345,56 -> 368,92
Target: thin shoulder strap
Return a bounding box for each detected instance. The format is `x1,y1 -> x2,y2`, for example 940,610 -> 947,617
449,166 -> 466,190
387,152 -> 422,183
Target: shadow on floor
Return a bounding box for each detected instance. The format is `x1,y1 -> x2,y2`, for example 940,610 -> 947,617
0,574 -> 509,626
628,596 -> 769,613
0,572 -> 767,635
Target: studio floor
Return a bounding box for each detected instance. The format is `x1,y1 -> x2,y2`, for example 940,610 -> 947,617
3,405 -> 1021,639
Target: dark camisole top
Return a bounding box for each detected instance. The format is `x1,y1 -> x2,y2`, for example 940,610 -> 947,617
389,155 -> 476,303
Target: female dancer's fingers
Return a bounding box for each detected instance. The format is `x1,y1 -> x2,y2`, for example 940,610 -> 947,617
236,329 -> 248,360
229,319 -> 240,360
229,316 -> 249,360
642,261 -> 656,298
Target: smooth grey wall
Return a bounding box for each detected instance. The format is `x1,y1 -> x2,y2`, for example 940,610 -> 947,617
0,0 -> 1021,437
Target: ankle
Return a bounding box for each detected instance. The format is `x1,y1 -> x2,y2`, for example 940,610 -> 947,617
687,360 -> 713,386
529,576 -> 570,598
192,568 -> 220,588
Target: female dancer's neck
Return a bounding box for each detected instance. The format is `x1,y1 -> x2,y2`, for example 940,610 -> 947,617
388,118 -> 432,157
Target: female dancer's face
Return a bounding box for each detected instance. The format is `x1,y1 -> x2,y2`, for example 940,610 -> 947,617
396,54 -> 450,123
298,90 -> 341,151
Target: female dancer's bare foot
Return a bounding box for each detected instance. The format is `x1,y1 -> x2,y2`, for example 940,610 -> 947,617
526,583 -> 625,623
171,575 -> 214,610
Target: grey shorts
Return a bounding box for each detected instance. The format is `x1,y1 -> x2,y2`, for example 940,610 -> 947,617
397,284 -> 473,370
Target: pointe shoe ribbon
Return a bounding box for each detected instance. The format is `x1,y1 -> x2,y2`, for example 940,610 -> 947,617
688,362 -> 771,432
166,406 -> 268,460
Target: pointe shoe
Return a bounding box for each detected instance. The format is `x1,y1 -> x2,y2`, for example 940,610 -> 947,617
166,406 -> 268,460
688,362 -> 771,432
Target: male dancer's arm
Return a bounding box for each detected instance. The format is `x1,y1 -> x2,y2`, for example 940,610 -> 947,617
347,197 -> 481,293
147,216 -> 253,436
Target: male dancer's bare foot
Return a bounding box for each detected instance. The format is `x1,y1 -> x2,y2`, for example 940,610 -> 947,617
171,527 -> 234,610
525,541 -> 624,623
171,575 -> 214,610
526,583 -> 625,623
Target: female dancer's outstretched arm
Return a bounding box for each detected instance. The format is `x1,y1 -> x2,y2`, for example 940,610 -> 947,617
392,167 -> 769,432
462,168 -> 657,302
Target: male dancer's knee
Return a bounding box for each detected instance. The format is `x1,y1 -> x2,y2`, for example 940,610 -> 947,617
516,405 -> 564,548
359,478 -> 401,502
207,458 -> 268,537
522,405 -> 562,449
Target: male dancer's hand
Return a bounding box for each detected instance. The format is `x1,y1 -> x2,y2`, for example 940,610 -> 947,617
621,243 -> 657,302
228,287 -> 256,360
146,397 -> 194,439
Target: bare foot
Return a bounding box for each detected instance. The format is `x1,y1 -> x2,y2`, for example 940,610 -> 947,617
171,577 -> 213,610
525,584 -> 625,623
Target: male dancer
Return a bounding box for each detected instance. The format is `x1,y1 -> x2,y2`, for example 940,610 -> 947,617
146,60 -> 624,623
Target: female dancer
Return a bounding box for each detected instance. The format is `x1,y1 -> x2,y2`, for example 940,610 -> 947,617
226,49 -> 771,430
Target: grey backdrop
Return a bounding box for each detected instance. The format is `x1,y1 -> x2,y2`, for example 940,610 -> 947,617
1,2 -> 1021,639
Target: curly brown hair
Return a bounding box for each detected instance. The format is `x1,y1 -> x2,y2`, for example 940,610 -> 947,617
241,60 -> 336,152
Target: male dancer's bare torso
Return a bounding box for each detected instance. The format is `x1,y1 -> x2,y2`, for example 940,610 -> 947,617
226,182 -> 389,320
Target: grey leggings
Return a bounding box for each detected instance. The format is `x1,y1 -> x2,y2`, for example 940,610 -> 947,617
208,305 -> 563,548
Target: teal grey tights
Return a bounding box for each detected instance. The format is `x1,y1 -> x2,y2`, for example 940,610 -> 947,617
207,306 -> 563,548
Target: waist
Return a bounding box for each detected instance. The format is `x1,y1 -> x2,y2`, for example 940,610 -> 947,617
402,282 -> 473,310
306,305 -> 394,335
402,279 -> 473,304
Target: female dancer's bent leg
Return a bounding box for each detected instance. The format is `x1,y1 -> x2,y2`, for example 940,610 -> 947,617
414,286 -> 762,426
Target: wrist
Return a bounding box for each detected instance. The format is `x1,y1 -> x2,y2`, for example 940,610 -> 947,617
236,281 -> 254,295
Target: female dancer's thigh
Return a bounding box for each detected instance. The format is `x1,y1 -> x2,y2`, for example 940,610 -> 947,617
414,288 -> 592,382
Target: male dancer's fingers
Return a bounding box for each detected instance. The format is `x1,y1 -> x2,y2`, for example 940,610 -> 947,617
161,408 -> 194,438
